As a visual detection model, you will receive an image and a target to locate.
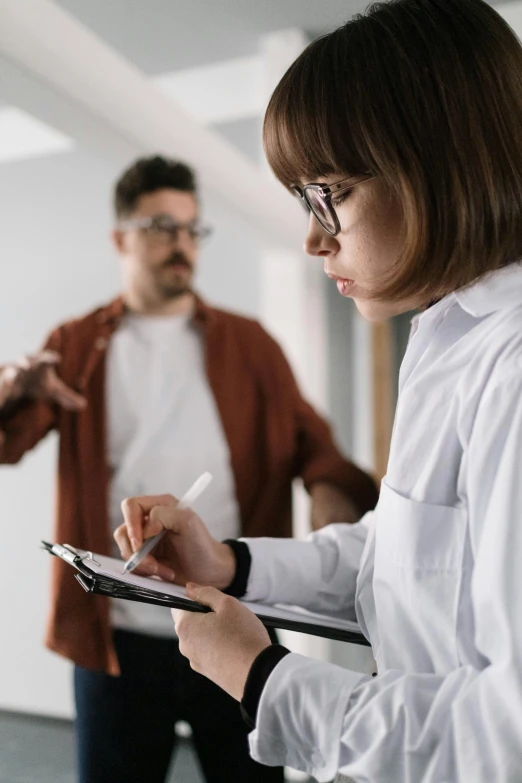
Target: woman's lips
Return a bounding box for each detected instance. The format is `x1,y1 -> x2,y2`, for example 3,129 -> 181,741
326,271 -> 356,297
336,278 -> 355,296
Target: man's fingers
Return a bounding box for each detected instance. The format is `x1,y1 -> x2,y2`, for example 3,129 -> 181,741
185,583 -> 225,612
15,351 -> 60,371
37,350 -> 61,365
121,495 -> 177,549
49,377 -> 87,410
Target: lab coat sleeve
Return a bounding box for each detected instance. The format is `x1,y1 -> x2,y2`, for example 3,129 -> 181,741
241,511 -> 372,620
249,372 -> 522,782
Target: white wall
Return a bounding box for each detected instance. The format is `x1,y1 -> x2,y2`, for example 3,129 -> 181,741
0,147 -> 262,717
497,1 -> 522,35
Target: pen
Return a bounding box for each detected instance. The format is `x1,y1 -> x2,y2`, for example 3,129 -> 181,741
122,471 -> 213,574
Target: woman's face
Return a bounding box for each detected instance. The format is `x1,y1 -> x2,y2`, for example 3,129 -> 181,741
303,176 -> 421,321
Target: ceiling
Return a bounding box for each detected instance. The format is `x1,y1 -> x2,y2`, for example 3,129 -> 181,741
55,0 -> 518,75
0,0 -> 517,167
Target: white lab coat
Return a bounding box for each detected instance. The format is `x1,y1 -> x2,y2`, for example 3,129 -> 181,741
243,264 -> 522,782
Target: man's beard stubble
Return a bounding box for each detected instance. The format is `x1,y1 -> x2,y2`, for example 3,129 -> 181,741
155,250 -> 194,299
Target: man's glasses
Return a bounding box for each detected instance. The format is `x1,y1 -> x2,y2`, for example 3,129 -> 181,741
118,215 -> 213,245
292,173 -> 374,236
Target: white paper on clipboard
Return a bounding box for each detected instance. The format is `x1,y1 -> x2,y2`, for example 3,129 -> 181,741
87,552 -> 367,643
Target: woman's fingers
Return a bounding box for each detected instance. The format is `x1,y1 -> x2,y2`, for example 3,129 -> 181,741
113,525 -> 175,581
185,583 -> 224,611
113,523 -> 133,559
120,494 -> 177,548
172,588 -> 271,699
113,521 -> 160,563
130,554 -> 175,581
149,503 -> 190,532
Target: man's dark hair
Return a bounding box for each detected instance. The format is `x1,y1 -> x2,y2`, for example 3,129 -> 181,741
114,155 -> 197,217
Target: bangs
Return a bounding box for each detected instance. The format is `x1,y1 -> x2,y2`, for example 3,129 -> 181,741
262,0 -> 522,304
263,33 -> 372,189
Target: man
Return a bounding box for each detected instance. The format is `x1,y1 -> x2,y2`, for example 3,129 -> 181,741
0,156 -> 378,783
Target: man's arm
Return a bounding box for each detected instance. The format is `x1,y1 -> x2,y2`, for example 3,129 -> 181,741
294,393 -> 378,522
0,327 -> 85,464
261,332 -> 378,526
309,480 -> 361,529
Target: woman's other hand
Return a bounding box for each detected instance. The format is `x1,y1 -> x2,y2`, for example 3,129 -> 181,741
173,583 -> 271,700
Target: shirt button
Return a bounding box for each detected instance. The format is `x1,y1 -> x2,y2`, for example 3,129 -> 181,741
311,751 -> 323,767
95,337 -> 108,350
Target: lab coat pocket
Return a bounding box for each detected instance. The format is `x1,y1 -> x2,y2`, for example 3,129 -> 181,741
373,480 -> 467,673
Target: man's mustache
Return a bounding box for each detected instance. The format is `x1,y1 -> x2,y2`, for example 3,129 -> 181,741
160,252 -> 192,270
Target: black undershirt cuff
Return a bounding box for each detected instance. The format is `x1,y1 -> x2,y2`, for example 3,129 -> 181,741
221,541 -> 290,728
240,644 -> 291,729
221,539 -> 251,597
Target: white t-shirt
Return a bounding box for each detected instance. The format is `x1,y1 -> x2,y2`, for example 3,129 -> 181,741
106,312 -> 241,636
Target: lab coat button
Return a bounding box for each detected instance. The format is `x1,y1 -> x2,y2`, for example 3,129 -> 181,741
311,751 -> 323,767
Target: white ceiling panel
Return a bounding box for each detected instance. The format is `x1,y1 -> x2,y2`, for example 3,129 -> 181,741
54,0 -> 521,75
0,106 -> 75,163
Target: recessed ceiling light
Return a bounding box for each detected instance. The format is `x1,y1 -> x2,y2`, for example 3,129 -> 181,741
0,106 -> 74,164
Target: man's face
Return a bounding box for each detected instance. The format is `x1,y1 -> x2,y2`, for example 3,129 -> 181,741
113,188 -> 199,303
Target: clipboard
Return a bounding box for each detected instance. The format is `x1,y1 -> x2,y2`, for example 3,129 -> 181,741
42,541 -> 370,646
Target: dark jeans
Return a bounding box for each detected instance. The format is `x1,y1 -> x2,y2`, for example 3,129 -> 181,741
74,629 -> 284,783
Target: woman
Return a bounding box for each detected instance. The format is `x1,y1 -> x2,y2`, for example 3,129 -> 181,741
115,0 -> 522,779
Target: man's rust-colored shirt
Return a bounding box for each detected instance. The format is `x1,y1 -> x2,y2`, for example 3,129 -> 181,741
0,297 -> 377,674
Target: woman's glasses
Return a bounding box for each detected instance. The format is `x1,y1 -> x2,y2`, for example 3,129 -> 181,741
118,215 -> 213,245
292,173 -> 374,236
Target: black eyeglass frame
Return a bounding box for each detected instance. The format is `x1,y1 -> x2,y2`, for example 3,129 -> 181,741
117,215 -> 213,243
292,173 -> 374,236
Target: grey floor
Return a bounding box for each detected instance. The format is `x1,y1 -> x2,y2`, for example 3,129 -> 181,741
0,711 -> 316,783
0,711 -> 205,783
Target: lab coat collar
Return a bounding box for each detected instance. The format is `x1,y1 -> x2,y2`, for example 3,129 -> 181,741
454,263 -> 522,318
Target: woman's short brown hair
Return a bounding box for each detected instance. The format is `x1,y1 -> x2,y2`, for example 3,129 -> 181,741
263,0 -> 522,302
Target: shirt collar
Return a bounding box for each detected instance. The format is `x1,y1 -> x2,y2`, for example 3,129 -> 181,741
454,263 -> 522,318
96,293 -> 216,330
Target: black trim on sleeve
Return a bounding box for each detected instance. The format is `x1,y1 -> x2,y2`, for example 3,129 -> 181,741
221,539 -> 252,597
240,644 -> 291,729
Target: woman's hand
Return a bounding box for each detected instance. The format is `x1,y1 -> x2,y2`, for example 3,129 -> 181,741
114,494 -> 236,588
173,583 -> 271,700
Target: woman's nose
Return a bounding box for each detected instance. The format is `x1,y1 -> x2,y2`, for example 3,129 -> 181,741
303,213 -> 338,257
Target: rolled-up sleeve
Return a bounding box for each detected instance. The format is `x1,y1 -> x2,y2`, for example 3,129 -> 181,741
0,327 -> 62,464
